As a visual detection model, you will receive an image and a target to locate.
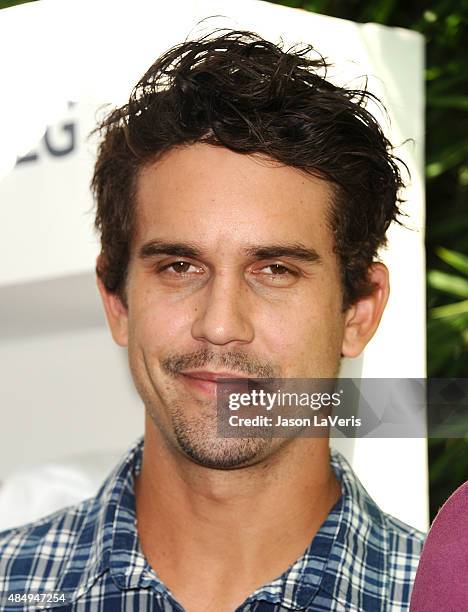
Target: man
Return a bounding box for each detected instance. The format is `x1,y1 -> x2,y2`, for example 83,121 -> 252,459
0,30 -> 424,611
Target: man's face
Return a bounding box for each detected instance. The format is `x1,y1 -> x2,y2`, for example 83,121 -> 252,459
108,143 -> 350,468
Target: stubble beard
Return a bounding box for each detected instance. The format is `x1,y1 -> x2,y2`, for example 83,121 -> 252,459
142,348 -> 278,470
170,402 -> 274,469
145,392 -> 272,470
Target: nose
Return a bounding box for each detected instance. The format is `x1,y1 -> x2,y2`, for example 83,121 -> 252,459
191,271 -> 254,346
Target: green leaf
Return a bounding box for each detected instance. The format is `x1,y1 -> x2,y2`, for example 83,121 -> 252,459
426,141 -> 468,177
431,299 -> 468,318
427,270 -> 468,297
0,0 -> 37,8
437,247 -> 468,276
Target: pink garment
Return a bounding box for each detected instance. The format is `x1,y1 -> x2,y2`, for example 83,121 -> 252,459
410,481 -> 468,611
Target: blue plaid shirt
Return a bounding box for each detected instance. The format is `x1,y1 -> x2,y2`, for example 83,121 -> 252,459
0,437 -> 425,611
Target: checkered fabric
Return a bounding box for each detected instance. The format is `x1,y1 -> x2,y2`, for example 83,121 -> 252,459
0,437 -> 425,611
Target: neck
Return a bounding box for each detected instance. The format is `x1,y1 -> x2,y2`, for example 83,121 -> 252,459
134,415 -> 341,611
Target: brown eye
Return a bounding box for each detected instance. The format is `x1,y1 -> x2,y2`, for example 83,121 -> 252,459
158,260 -> 204,276
170,261 -> 192,273
250,263 -> 298,287
266,264 -> 290,275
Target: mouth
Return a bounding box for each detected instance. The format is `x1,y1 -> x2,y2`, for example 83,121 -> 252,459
178,370 -> 250,396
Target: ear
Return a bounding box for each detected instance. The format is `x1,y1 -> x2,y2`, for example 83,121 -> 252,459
96,273 -> 128,347
341,263 -> 390,358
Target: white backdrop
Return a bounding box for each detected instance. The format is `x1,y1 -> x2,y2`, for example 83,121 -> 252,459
0,0 -> 427,530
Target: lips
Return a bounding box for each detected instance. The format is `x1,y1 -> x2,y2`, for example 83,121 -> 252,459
179,370 -> 249,396
181,370 -> 249,382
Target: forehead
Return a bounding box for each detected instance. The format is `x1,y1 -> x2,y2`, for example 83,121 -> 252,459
134,143 -> 335,253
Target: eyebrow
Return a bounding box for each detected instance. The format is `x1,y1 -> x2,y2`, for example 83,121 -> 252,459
139,241 -> 202,259
138,240 -> 321,265
244,244 -> 321,264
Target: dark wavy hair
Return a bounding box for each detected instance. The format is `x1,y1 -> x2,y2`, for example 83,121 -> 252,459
92,29 -> 405,308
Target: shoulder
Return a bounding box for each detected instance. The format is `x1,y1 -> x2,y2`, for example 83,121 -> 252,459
382,509 -> 426,567
0,497 -> 96,593
0,439 -> 143,611
383,510 -> 426,547
329,449 -> 426,608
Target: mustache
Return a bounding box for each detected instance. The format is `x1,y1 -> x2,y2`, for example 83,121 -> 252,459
161,348 -> 277,378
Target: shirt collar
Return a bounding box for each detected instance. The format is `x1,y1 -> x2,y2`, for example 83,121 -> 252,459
55,437 -> 388,610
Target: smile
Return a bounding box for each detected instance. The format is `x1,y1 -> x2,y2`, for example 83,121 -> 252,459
179,371 -> 250,396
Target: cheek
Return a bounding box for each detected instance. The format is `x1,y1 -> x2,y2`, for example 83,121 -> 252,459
128,289 -> 193,355
255,287 -> 344,376
253,301 -> 312,367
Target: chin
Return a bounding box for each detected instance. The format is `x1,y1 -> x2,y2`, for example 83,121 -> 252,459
174,432 -> 273,470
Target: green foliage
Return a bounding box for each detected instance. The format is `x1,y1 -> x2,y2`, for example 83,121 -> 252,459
427,245 -> 468,517
0,0 -> 36,8
428,248 -> 468,371
270,0 -> 468,519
